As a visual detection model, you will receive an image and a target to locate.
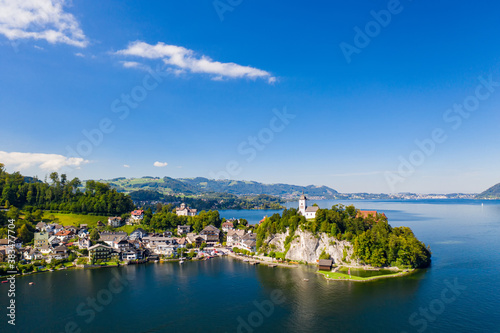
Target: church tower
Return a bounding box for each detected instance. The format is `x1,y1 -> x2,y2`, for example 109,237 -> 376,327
299,193 -> 307,214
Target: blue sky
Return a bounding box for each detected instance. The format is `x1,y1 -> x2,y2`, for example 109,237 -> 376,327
1,0 -> 500,193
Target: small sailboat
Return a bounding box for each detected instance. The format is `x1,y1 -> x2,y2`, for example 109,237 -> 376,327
179,257 -> 186,264
303,278 -> 309,282
29,282 -> 35,285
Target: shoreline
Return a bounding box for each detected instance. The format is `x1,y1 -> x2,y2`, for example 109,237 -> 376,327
1,254 -> 231,279
227,252 -> 298,268
318,266 -> 416,282
4,255 -> 417,283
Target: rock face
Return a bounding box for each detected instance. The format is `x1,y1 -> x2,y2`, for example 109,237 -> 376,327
264,229 -> 355,264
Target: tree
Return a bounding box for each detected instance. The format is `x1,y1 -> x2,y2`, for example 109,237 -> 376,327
17,224 -> 34,243
33,209 -> 44,221
60,174 -> 67,186
90,229 -> 100,241
319,248 -> 330,260
7,207 -> 20,221
0,211 -> 7,226
68,253 -> 77,262
49,172 -> 59,185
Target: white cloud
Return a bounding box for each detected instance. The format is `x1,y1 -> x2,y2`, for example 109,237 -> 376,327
153,161 -> 168,167
0,0 -> 88,47
34,45 -> 44,50
123,164 -> 130,168
0,151 -> 89,171
74,52 -> 84,57
115,41 -> 275,83
120,60 -> 151,72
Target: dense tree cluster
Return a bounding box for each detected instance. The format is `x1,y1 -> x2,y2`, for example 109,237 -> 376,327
130,190 -> 284,211
255,205 -> 431,269
354,224 -> 431,268
0,164 -> 134,215
148,204 -> 222,233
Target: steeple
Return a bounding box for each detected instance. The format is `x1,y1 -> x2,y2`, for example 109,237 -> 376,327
299,192 -> 306,212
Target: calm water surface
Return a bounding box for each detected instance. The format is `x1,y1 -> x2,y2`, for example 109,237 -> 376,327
219,209 -> 281,225
2,200 -> 500,332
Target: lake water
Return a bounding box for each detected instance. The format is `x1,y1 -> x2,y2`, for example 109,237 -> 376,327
219,209 -> 282,225
2,200 -> 500,332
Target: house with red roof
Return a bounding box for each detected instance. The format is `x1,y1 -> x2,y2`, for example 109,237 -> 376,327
357,210 -> 386,221
55,229 -> 75,242
131,210 -> 145,222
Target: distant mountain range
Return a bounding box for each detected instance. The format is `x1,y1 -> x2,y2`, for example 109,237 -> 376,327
100,177 -> 339,199
93,176 -> 499,200
476,183 -> 500,199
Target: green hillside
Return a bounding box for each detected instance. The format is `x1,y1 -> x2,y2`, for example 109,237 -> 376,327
98,176 -> 338,198
476,183 -> 500,199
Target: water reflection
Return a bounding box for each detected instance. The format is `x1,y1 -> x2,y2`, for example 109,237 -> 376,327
253,261 -> 426,332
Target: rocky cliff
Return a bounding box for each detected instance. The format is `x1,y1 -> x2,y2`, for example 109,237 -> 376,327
264,229 -> 356,264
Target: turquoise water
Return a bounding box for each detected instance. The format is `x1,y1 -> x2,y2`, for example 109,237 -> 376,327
2,200 -> 500,332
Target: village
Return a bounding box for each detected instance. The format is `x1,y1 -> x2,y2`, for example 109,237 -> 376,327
0,195 -> 393,277
0,203 -> 258,274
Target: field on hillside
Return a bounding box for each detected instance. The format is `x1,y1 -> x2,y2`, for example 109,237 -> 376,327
46,213 -> 108,227
44,213 -> 141,234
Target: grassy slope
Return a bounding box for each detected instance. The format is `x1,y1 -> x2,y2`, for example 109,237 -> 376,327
45,212 -> 140,234
45,213 -> 108,228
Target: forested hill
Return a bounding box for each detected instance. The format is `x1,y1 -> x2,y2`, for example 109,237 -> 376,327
0,164 -> 134,215
476,183 -> 500,199
100,176 -> 338,198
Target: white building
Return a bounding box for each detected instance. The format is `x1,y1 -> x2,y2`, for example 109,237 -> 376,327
298,194 -> 318,219
130,210 -> 144,223
177,225 -> 191,235
108,217 -> 123,227
175,203 -> 197,217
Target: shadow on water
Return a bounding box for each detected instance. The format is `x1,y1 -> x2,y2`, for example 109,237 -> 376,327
253,261 -> 428,333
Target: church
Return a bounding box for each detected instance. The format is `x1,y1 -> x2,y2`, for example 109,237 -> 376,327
298,194 -> 319,219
